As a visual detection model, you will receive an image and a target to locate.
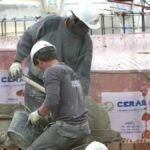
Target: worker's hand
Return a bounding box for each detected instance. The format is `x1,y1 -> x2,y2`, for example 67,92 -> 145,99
9,62 -> 22,80
28,110 -> 41,125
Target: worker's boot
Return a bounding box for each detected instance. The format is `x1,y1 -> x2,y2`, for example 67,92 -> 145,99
0,132 -> 13,148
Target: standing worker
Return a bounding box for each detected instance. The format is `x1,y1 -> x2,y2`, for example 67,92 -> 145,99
9,2 -> 100,112
26,40 -> 90,150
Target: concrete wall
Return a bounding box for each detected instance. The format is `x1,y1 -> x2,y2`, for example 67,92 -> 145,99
0,0 -> 44,19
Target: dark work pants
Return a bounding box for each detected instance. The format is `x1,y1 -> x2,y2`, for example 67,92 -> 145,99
24,83 -> 45,112
27,123 -> 90,150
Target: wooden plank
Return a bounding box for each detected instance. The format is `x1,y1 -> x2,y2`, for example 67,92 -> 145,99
121,142 -> 135,150
0,145 -> 3,150
135,142 -> 150,150
106,142 -> 121,150
6,146 -> 19,150
0,115 -> 12,120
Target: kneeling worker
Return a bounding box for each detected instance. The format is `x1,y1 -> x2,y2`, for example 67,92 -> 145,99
27,40 -> 90,150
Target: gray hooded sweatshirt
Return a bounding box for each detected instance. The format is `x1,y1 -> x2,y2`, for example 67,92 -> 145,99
15,14 -> 93,95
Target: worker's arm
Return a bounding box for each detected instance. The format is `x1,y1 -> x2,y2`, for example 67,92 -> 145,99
9,15 -> 58,80
38,103 -> 49,117
15,16 -> 48,62
75,35 -> 93,95
9,27 -> 35,80
28,67 -> 61,124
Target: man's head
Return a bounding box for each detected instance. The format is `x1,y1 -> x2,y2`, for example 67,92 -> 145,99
66,12 -> 89,36
30,41 -> 57,70
66,2 -> 100,36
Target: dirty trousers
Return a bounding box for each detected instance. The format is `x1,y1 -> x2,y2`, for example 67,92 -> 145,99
27,122 -> 90,150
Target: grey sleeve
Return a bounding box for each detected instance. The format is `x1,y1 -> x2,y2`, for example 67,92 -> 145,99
43,68 -> 61,110
15,15 -> 59,62
75,35 -> 93,95
15,29 -> 34,62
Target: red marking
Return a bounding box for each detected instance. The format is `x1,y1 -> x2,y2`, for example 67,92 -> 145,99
16,89 -> 24,97
142,130 -> 150,139
142,112 -> 150,121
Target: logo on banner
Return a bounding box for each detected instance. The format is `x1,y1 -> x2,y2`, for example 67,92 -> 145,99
101,91 -> 150,141
117,99 -> 147,111
0,76 -> 24,86
0,70 -> 25,104
1,76 -> 21,83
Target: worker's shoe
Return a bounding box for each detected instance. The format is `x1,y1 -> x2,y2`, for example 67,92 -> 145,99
0,132 -> 12,148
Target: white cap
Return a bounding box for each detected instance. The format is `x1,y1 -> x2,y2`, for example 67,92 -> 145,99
72,2 -> 100,30
30,40 -> 56,66
85,141 -> 108,150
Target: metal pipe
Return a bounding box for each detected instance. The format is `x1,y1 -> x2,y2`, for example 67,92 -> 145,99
21,75 -> 45,93
111,0 -> 150,9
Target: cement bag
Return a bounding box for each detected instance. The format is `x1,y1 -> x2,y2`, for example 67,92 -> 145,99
86,96 -> 122,143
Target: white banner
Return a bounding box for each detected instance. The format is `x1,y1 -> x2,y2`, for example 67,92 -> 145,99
0,70 -> 25,104
102,90 -> 150,140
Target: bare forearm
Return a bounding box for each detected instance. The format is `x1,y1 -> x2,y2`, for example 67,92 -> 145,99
38,104 -> 50,117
